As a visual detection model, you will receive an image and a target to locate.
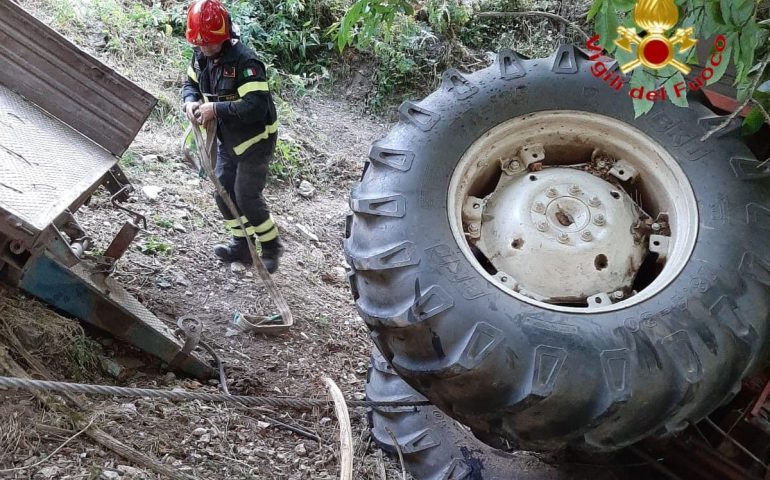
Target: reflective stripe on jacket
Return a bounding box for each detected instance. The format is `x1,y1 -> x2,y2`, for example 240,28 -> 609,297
182,41 -> 277,158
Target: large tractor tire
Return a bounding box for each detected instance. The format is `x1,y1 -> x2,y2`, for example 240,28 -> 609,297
366,349 -> 615,479
345,45 -> 770,454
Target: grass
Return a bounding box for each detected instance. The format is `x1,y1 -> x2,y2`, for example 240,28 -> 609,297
153,216 -> 174,229
141,235 -> 173,255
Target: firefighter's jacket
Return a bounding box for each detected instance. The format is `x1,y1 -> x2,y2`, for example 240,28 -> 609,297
182,40 -> 277,160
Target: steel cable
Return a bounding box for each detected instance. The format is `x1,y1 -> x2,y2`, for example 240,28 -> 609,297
0,376 -> 430,409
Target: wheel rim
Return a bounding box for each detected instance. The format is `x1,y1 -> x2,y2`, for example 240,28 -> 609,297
447,110 -> 699,313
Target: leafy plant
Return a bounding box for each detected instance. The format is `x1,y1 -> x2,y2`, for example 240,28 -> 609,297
154,216 -> 174,229
271,137 -> 311,181
336,0 -> 416,51
425,0 -> 473,38
141,236 -> 173,255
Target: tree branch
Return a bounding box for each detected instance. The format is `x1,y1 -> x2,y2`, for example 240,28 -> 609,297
476,11 -> 590,40
701,49 -> 770,141
751,97 -> 770,125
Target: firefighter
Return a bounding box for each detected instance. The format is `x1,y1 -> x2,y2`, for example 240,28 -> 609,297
181,0 -> 283,273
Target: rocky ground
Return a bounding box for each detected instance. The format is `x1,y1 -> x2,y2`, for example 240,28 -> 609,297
0,65 -> 409,478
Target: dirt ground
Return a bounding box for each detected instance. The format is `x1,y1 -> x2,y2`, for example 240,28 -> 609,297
0,80 -> 412,477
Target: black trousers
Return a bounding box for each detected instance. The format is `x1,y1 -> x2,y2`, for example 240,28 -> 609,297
214,144 -> 278,245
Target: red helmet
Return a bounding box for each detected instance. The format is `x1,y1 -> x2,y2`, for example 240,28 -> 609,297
186,0 -> 231,46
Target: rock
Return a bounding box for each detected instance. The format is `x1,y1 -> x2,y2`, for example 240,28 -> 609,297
117,465 -> 143,477
156,279 -> 172,290
172,209 -> 190,220
295,223 -> 319,242
230,262 -> 246,274
141,154 -> 161,163
172,223 -> 187,233
319,417 -> 332,426
163,372 -> 176,383
294,443 -> 307,457
117,357 -> 145,369
100,357 -> 123,379
174,273 -> 191,286
256,421 -> 270,430
192,427 -> 208,437
39,466 -> 60,478
142,185 -> 163,200
199,433 -> 211,443
297,180 -> 315,198
184,290 -> 193,297
117,402 -> 138,415
100,470 -> 120,480
332,266 -> 347,283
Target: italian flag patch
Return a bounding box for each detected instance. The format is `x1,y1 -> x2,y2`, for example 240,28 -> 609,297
243,67 -> 257,78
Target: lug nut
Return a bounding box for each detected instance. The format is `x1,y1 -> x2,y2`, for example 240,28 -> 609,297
569,185 -> 581,195
546,187 -> 558,198
532,201 -> 545,213
536,221 -> 549,232
612,290 -> 624,300
469,223 -> 480,233
651,222 -> 661,232
589,196 -> 601,207
557,233 -> 569,244
510,161 -> 521,170
594,214 -> 606,226
581,231 -> 593,242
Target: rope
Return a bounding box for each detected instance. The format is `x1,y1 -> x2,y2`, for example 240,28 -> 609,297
0,376 -> 430,409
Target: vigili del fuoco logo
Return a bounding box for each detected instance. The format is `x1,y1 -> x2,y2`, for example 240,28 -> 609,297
586,0 -> 726,103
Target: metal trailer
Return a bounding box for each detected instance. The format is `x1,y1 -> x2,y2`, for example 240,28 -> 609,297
0,1 -> 214,379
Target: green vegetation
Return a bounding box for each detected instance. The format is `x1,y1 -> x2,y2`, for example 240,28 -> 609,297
153,216 -> 174,229
119,150 -> 140,168
31,0 -> 767,126
590,0 -> 769,120
66,332 -> 102,381
273,137 -> 311,181
141,235 -> 173,255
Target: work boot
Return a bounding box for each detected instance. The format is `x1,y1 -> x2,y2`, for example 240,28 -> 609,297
260,239 -> 284,274
213,237 -> 253,265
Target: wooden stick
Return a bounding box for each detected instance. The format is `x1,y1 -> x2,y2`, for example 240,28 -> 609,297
385,427 -> 407,480
374,448 -> 387,480
0,343 -> 194,480
323,377 -> 353,480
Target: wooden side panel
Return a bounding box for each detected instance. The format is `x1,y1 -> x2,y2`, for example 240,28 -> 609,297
0,1 -> 156,156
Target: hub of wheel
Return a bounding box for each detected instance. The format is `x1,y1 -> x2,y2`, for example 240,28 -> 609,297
476,168 -> 645,302
449,111 -> 698,312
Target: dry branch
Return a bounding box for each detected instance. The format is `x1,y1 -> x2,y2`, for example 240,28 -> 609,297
701,49 -> 770,141
477,10 -> 590,39
324,377 -> 353,480
0,336 -> 194,480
